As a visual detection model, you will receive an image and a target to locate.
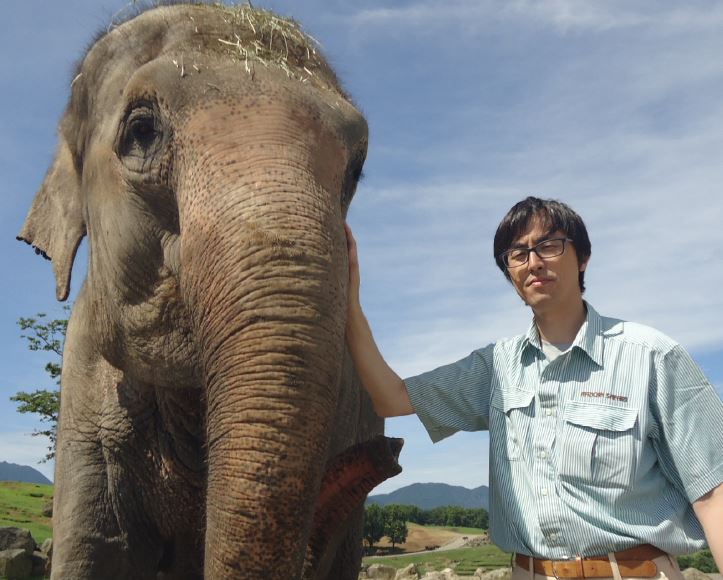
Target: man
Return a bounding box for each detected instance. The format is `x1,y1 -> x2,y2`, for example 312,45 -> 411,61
345,197 -> 723,580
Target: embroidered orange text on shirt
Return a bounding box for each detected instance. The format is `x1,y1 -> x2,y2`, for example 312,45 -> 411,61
580,391 -> 629,403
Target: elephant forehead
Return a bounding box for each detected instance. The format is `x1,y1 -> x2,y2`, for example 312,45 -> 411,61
78,4 -> 341,95
63,4 -> 357,168
177,100 -> 348,206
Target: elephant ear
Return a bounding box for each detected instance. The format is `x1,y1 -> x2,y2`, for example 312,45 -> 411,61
17,137 -> 86,302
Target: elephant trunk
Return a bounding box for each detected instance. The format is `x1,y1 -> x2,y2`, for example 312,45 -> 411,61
179,125 -> 349,576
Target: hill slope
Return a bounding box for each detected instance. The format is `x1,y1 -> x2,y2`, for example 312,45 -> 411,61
0,481 -> 53,543
367,482 -> 489,510
0,461 -> 51,485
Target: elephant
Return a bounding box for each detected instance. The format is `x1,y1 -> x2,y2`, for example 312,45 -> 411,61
17,4 -> 403,579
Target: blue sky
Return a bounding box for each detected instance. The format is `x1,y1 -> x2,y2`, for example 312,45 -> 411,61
1,1 -> 722,492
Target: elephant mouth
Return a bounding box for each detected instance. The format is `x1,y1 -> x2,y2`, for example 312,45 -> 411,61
304,436 -> 404,577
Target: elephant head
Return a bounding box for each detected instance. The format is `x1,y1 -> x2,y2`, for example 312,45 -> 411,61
19,5 -> 400,579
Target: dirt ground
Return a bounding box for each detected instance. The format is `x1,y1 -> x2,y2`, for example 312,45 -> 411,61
376,523 -> 474,553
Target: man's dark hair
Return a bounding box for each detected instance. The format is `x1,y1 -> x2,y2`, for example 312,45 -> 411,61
493,196 -> 592,292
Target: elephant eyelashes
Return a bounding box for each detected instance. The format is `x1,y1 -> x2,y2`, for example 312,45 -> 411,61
119,104 -> 165,166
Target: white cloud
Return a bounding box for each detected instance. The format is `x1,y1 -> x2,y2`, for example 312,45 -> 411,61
349,1 -> 723,37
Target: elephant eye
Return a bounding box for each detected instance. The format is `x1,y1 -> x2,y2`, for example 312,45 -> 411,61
119,103 -> 165,163
341,152 -> 366,209
129,116 -> 158,145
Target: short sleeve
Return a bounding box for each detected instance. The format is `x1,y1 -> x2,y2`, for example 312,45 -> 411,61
651,344 -> 723,502
404,343 -> 494,443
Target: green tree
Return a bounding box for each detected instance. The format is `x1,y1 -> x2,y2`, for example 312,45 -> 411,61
383,505 -> 409,550
363,503 -> 386,550
468,508 -> 489,529
444,505 -> 466,527
10,307 -> 69,462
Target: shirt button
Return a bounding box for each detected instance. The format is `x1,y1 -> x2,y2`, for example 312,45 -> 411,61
539,450 -> 548,459
545,408 -> 554,416
541,488 -> 549,496
549,532 -> 558,541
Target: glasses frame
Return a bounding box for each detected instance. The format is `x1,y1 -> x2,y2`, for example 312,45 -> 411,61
499,237 -> 573,269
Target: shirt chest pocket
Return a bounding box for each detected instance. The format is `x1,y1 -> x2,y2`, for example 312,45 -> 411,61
558,401 -> 638,489
489,388 -> 534,461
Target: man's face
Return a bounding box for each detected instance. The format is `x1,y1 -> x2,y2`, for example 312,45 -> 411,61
507,218 -> 587,313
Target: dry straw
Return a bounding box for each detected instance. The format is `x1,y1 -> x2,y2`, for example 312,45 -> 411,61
104,2 -> 326,83
212,2 -> 323,82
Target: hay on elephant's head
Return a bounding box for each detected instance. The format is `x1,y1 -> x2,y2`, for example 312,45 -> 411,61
212,2 -> 323,82
99,2 -> 337,87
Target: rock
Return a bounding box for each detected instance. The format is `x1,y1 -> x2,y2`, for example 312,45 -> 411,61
474,567 -> 489,578
40,537 -> 52,556
682,569 -> 710,580
0,548 -> 33,579
396,563 -> 420,579
477,568 -> 512,580
464,534 -> 491,547
41,500 -> 53,518
0,528 -> 36,555
421,569 -> 458,580
39,538 -> 52,577
31,551 -> 48,577
366,564 -> 398,580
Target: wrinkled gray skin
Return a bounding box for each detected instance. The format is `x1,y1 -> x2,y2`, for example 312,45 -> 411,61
18,4 -> 383,579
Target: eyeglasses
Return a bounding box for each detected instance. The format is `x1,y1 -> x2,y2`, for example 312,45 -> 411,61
499,237 -> 573,268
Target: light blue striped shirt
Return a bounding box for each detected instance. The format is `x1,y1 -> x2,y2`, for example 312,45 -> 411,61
405,303 -> 723,558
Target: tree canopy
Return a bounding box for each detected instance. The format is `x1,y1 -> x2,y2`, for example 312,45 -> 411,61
9,307 -> 69,461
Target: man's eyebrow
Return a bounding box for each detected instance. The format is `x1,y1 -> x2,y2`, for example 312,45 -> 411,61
510,232 -> 555,249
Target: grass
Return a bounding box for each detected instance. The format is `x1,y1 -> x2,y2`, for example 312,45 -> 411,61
0,482 -> 53,544
364,544 -> 511,575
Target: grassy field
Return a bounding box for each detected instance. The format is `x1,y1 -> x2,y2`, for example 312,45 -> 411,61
364,544 -> 511,576
0,481 -> 53,544
365,523 -> 510,576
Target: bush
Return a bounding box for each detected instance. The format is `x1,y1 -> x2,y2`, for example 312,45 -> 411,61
677,550 -> 718,573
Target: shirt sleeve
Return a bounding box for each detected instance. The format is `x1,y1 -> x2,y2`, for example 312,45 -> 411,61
404,343 -> 494,443
651,344 -> 723,503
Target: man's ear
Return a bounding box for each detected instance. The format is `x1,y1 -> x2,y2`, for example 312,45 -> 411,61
579,258 -> 589,272
17,137 -> 86,302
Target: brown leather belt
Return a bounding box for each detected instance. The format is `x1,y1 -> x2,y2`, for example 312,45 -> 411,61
515,544 -> 666,578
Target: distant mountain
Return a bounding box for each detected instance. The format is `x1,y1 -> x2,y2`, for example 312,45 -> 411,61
367,482 -> 489,510
0,461 -> 52,485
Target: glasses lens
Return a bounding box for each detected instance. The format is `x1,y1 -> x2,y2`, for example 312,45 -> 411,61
505,249 -> 528,267
536,239 -> 565,258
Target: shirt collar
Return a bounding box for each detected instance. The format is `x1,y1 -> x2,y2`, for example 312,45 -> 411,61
522,301 -> 604,367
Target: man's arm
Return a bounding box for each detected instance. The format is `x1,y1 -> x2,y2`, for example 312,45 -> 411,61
693,482 -> 723,572
344,224 -> 413,418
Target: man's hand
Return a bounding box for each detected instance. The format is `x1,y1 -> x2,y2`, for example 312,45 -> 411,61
343,222 -> 413,418
344,222 -> 361,308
